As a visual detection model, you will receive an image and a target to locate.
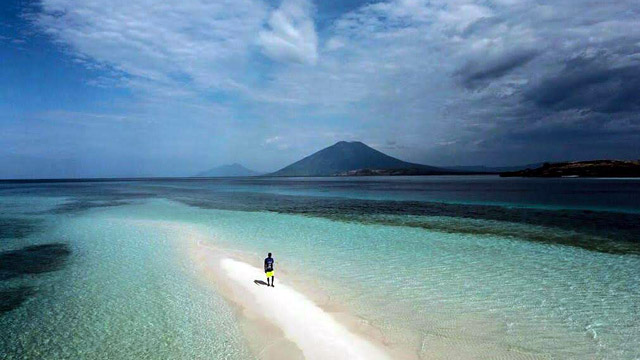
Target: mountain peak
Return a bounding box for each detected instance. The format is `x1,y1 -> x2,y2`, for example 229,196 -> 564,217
195,163 -> 259,177
333,140 -> 365,147
269,141 -> 449,177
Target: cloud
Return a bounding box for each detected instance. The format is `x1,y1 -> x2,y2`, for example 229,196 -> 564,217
258,0 -> 318,65
525,53 -> 640,114
263,135 -> 291,150
34,0 -> 268,94
456,48 -> 539,89
22,0 -> 640,170
279,0 -> 640,164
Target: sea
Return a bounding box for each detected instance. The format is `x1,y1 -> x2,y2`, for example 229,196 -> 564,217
1,176 -> 639,359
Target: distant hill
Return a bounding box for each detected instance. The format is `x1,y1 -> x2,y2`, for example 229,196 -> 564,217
445,163 -> 546,173
268,141 -> 460,177
195,163 -> 260,177
500,160 -> 640,177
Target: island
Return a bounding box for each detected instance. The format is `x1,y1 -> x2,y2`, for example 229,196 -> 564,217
499,160 -> 640,178
335,168 -> 463,176
268,141 -> 462,177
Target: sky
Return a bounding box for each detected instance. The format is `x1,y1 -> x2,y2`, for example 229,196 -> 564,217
1,0 -> 639,178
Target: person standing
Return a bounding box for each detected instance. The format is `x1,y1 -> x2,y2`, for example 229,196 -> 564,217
264,253 -> 275,287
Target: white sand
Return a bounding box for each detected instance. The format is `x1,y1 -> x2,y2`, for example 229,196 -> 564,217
219,258 -> 391,360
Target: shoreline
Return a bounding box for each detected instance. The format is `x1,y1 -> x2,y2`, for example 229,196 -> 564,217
118,206 -> 591,360
190,239 -> 416,360
183,222 -> 554,360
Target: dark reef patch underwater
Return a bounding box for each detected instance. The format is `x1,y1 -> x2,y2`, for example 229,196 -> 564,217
178,192 -> 640,255
0,243 -> 71,280
0,287 -> 34,314
0,244 -> 71,314
0,218 -> 42,240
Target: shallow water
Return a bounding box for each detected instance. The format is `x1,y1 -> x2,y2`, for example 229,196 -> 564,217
1,176 -> 639,359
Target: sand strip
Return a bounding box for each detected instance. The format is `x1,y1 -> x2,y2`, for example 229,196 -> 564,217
219,258 -> 390,360
190,235 -> 394,359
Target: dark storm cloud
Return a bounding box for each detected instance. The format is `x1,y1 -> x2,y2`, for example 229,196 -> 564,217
437,6 -> 640,165
456,49 -> 539,89
526,60 -> 640,114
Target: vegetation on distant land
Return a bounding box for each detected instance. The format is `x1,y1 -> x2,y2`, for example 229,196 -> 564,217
500,160 -> 640,177
335,168 -> 466,176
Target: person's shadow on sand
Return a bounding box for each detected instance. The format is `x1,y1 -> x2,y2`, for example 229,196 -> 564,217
254,280 -> 269,286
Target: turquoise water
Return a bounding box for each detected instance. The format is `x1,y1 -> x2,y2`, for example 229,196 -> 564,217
1,177 -> 639,359
1,200 -> 252,359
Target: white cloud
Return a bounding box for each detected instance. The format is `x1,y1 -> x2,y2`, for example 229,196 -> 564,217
325,37 -> 345,51
264,135 -> 282,144
25,0 -> 640,168
257,0 -> 318,65
35,0 -> 268,94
